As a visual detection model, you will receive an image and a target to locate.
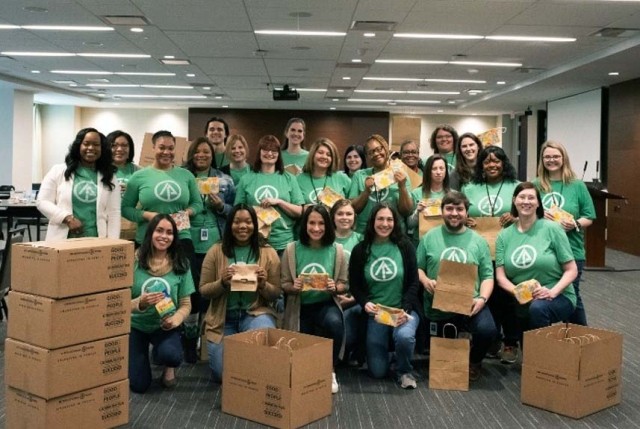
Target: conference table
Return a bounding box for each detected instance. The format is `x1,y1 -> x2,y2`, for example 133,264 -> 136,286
0,200 -> 46,241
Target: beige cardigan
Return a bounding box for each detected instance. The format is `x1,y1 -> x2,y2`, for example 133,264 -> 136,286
281,241 -> 348,358
200,243 -> 281,344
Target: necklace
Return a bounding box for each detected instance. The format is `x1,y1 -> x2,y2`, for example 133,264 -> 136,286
484,179 -> 505,216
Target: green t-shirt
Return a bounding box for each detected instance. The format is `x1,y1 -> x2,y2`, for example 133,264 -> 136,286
364,241 -> 404,308
295,241 -> 336,305
348,167 -> 405,233
462,180 -> 520,217
235,170 -> 304,251
296,171 -> 352,205
131,262 -> 196,333
496,219 -> 576,309
533,179 -> 596,260
189,171 -> 224,254
281,149 -> 309,173
215,152 -> 229,169
226,245 -> 259,311
115,163 -> 138,189
417,226 -> 493,320
121,166 -> 203,243
229,165 -> 251,186
70,166 -> 99,238
335,231 -> 362,260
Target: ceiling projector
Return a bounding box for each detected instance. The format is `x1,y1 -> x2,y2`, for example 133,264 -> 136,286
273,85 -> 300,101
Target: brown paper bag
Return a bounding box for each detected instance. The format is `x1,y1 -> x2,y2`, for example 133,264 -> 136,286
433,260 -> 477,316
418,213 -> 444,238
119,217 -> 137,240
472,216 -> 501,259
429,324 -> 470,391
230,264 -> 260,292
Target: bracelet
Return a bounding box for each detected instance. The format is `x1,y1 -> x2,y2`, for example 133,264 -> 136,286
478,296 -> 488,304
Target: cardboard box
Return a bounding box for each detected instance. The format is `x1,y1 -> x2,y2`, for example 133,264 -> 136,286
521,323 -> 623,419
8,289 -> 130,349
11,238 -> 134,299
6,379 -> 129,429
222,328 -> 333,429
5,335 -> 129,399
138,132 -> 190,167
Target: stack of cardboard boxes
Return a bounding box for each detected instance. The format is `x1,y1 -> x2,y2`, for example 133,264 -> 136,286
4,238 -> 134,429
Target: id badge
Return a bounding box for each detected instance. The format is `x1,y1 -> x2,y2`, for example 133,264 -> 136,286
200,228 -> 209,241
429,321 -> 438,336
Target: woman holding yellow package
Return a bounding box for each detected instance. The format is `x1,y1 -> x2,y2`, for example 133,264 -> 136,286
533,141 -> 595,326
297,138 -> 351,207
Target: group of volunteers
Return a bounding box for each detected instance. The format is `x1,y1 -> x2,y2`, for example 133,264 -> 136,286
35,118 -> 595,393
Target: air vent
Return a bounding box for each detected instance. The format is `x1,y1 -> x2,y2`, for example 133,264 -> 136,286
336,62 -> 370,69
591,28 -> 640,38
160,59 -> 191,65
102,15 -> 151,26
350,21 -> 396,32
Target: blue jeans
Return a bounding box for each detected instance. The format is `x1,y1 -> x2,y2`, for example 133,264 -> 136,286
343,304 -> 362,355
129,327 -> 183,393
366,311 -> 419,379
207,310 -> 276,382
569,260 -> 587,325
300,301 -> 344,366
529,294 -> 575,329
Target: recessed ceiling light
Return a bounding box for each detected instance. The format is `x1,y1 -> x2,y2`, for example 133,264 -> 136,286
31,70 -> 40,73
114,94 -> 207,99
69,83 -> 78,87
437,110 -> 444,113
51,70 -> 112,75
297,88 -> 326,92
164,55 -> 175,59
332,98 -> 339,101
23,25 -> 113,31
396,100 -> 440,104
215,96 -> 222,99
448,100 -> 456,104
186,73 -> 196,77
375,59 -> 448,65
161,58 -> 191,65
0,25 -> 20,29
116,72 -> 175,76
486,35 -> 576,42
348,98 -> 393,103
351,59 -> 362,63
451,61 -> 522,67
141,85 -> 193,89
83,41 -> 104,47
330,107 -> 336,110
363,77 -> 422,82
497,81 -> 506,85
342,76 -> 351,80
407,90 -> 461,95
364,33 -> 376,38
394,33 -> 483,40
86,84 -> 139,88
608,72 -> 620,76
425,78 -> 486,84
255,30 -> 346,36
79,53 -> 151,58
2,51 -> 74,57
130,27 -> 144,33
203,86 -> 211,90
337,89 -> 345,93
222,105 -> 229,108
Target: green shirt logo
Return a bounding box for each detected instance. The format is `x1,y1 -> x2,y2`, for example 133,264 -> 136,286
154,180 -> 182,202
478,195 -> 503,216
141,277 -> 172,296
370,257 -> 398,281
255,185 -> 279,201
368,188 -> 389,203
73,181 -> 98,203
300,263 -> 327,274
511,245 -> 537,269
307,188 -> 323,204
542,192 -> 564,210
440,247 -> 468,263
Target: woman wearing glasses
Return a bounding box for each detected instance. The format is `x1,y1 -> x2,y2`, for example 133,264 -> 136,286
428,125 -> 458,174
533,141 -> 595,325
234,135 -> 304,254
348,135 -> 413,233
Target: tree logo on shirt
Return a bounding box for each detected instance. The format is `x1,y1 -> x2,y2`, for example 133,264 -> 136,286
141,277 -> 172,296
542,192 -> 565,210
370,257 -> 398,281
300,263 -> 327,274
511,245 -> 537,269
73,181 -> 98,203
368,188 -> 389,203
308,188 -> 323,204
440,247 -> 468,263
255,185 -> 279,202
154,180 -> 182,202
478,195 -> 503,216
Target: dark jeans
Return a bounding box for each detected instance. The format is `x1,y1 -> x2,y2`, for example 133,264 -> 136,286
129,327 -> 182,393
529,294 -> 575,329
428,306 -> 497,365
366,311 -> 419,379
300,301 -> 344,366
343,303 -> 363,358
489,285 -> 519,346
569,259 -> 587,325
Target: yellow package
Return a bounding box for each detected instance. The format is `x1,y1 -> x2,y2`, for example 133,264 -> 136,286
374,304 -> 405,327
317,187 -> 343,208
301,273 -> 329,291
372,167 -> 396,190
548,204 -> 574,224
197,177 -> 219,195
514,279 -> 537,304
423,198 -> 442,217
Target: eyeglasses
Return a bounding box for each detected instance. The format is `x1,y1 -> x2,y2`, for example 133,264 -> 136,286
112,143 -> 129,149
401,150 -> 419,156
367,146 -> 385,156
543,155 -> 562,161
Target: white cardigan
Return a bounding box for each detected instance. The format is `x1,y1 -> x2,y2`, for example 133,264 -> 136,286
36,163 -> 121,241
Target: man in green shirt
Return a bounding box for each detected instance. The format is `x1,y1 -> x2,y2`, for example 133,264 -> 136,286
417,191 -> 497,381
205,117 -> 230,168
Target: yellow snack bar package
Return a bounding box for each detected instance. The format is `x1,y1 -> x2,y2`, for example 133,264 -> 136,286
317,187 -> 343,208
514,279 -> 538,304
197,177 -> 219,195
300,273 -> 329,291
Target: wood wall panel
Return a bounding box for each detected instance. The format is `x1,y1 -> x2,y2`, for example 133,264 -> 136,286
607,78 -> 640,255
188,109 -> 389,165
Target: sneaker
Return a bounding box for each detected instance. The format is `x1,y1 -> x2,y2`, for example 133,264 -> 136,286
469,363 -> 482,382
486,339 -> 502,359
399,373 -> 417,389
331,372 -> 339,394
501,345 -> 519,364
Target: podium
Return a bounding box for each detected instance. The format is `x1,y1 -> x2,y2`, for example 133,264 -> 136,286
584,184 -> 626,269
